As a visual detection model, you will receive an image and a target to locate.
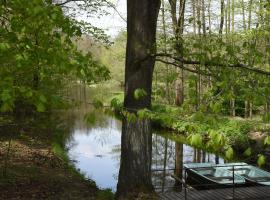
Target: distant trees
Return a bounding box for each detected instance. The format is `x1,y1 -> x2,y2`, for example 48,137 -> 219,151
152,0 -> 270,118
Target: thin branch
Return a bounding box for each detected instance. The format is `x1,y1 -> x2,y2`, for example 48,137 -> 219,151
106,0 -> 127,22
154,53 -> 270,76
155,58 -> 212,76
54,0 -> 82,6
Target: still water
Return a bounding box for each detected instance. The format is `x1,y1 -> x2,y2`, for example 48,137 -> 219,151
65,107 -> 224,192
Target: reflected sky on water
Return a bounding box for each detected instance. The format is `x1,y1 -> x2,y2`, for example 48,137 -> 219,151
66,108 -> 224,191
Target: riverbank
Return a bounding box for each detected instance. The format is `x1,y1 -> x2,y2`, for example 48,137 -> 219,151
0,114 -> 114,200
149,104 -> 270,163
106,89 -> 270,163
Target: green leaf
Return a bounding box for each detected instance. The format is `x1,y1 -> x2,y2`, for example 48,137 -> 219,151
36,103 -> 45,112
111,98 -> 121,108
39,94 -> 47,103
1,90 -> 12,102
190,134 -> 202,147
125,112 -> 137,123
257,154 -> 266,167
243,148 -> 252,157
225,147 -> 234,160
93,99 -> 103,109
137,109 -> 150,120
0,43 -> 10,51
264,136 -> 270,145
134,88 -> 147,100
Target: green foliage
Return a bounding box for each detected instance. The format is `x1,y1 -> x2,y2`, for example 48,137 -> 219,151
188,133 -> 202,147
137,109 -> 151,120
122,111 -> 137,123
110,97 -> 123,110
97,189 -> 114,200
263,114 -> 270,123
93,98 -> 104,109
264,136 -> 270,145
225,147 -> 234,160
84,112 -> 96,125
257,154 -> 266,167
243,147 -> 252,157
134,88 -> 147,100
0,0 -> 109,113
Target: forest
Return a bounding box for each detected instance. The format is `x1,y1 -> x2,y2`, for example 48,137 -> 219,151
0,0 -> 270,199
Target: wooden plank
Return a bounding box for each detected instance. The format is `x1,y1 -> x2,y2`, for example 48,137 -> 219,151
159,186 -> 270,200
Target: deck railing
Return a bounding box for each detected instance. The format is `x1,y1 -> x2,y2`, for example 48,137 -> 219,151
153,163 -> 270,200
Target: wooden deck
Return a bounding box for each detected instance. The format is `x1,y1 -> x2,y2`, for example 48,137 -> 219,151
159,186 -> 270,200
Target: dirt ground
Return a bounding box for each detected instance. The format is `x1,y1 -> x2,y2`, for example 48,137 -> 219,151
0,138 -> 101,200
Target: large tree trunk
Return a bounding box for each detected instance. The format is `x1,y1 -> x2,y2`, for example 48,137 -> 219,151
116,0 -> 161,198
116,119 -> 153,199
123,0 -> 161,111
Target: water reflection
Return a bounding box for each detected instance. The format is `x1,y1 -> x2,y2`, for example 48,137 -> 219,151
116,119 -> 153,198
66,111 -> 224,192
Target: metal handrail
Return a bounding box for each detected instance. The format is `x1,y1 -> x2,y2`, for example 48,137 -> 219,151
156,163 -> 270,200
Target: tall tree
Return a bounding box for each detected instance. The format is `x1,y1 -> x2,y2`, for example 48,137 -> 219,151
116,0 -> 161,198
168,0 -> 186,106
123,0 -> 161,110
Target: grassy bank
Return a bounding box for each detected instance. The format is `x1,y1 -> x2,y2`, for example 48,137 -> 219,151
0,113 -> 114,200
149,104 -> 270,162
108,92 -> 270,163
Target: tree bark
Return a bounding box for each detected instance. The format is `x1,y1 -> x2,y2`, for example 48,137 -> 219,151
241,0 -> 247,30
116,119 -> 153,198
116,0 -> 161,198
169,0 -> 186,106
123,0 -> 161,111
175,142 -> 183,190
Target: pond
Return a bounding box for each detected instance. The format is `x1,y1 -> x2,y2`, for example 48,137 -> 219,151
65,106 -> 224,192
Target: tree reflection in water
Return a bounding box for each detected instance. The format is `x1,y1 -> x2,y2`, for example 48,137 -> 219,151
116,119 -> 153,198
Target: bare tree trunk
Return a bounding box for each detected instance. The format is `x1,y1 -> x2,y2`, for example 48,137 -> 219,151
208,0 -> 212,33
169,0 -> 186,106
192,0 -> 197,35
245,100 -> 249,118
161,139 -> 168,192
227,0 -> 231,33
241,0 -> 247,30
174,142 -> 183,190
219,0 -> 225,35
249,102 -> 253,119
202,0 -> 207,36
230,98 -> 235,117
232,0 -> 235,33
161,0 -> 171,104
248,0 -> 253,30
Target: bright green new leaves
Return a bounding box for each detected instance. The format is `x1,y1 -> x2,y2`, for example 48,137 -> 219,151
0,0 -> 109,113
134,89 -> 147,100
110,97 -> 122,110
243,147 -> 252,157
264,136 -> 270,145
225,147 -> 234,160
137,109 -> 152,120
257,154 -> 266,167
188,133 -> 202,147
207,130 -> 226,150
